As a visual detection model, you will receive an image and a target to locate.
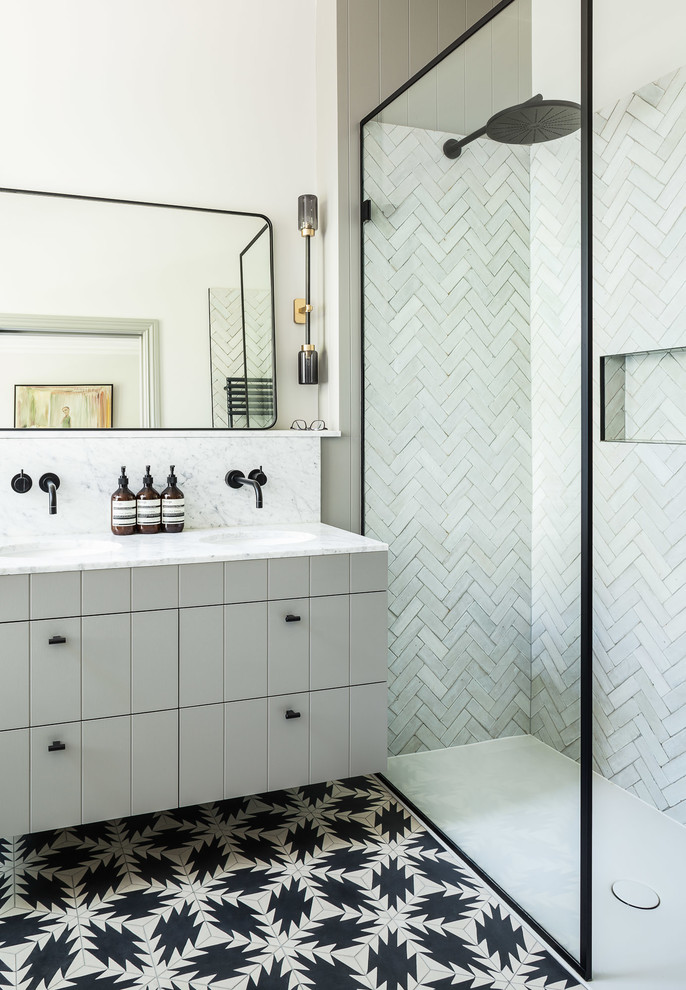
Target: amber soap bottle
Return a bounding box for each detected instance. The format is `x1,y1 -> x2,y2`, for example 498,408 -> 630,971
136,465 -> 161,533
161,465 -> 185,533
111,466 -> 136,536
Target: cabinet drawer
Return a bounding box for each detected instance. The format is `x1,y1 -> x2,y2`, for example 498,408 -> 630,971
180,704 -> 224,807
224,559 -> 268,604
179,563 -> 223,608
0,621 -> 29,730
225,698 -> 267,799
350,683 -> 388,776
310,596 -> 349,690
310,688 -> 349,784
225,602 -> 267,701
350,592 -> 388,685
268,693 -> 309,791
81,568 -> 131,616
31,721 -> 82,833
268,600 -> 309,696
0,728 -> 29,838
268,557 -> 309,600
31,570 -> 81,619
0,574 -> 29,622
82,716 -> 131,824
82,613 -> 131,719
310,554 -> 349,597
30,617 -> 81,726
131,565 -> 178,612
132,609 -> 178,713
350,552 -> 388,593
179,605 -> 224,707
131,710 -> 178,815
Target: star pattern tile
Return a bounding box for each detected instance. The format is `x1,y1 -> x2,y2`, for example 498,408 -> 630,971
0,776 -> 582,990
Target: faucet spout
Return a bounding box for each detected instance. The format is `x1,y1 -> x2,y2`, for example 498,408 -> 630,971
39,473 -> 61,515
225,468 -> 268,508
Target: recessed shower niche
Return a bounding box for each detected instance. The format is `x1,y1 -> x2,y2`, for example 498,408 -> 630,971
601,346 -> 686,443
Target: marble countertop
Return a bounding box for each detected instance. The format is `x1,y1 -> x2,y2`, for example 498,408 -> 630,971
0,523 -> 387,575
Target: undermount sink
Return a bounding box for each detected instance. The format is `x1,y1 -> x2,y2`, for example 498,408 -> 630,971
1,538 -> 124,559
200,529 -> 316,548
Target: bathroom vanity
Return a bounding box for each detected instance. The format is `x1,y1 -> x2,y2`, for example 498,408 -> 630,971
0,525 -> 388,838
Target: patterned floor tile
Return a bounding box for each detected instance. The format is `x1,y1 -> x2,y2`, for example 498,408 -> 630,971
0,776 -> 581,990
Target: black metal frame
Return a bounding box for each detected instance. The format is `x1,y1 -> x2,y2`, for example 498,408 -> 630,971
359,0 -> 593,980
0,185 -> 277,432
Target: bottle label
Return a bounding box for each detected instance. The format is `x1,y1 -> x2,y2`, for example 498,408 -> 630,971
112,503 -> 136,525
137,499 -> 161,524
162,498 -> 185,525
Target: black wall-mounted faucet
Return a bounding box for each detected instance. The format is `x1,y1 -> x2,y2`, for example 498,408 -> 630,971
39,473 -> 60,514
225,467 -> 267,508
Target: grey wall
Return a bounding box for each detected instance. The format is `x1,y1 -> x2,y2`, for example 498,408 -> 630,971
321,0 -> 506,533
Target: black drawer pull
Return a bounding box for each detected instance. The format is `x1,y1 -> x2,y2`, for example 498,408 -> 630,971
285,709 -> 301,720
48,740 -> 66,752
285,614 -> 301,623
48,636 -> 67,645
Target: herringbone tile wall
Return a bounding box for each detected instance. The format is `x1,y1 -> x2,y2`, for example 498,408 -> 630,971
529,134 -> 582,760
363,121 -> 532,756
209,287 -> 272,428
594,65 -> 686,824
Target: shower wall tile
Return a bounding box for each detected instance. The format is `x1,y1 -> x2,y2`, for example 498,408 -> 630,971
592,64 -> 686,825
363,120 -> 532,755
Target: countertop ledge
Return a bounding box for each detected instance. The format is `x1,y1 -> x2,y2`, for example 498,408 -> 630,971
0,523 -> 387,575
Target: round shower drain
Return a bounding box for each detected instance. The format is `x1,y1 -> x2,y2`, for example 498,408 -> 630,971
611,879 -> 660,910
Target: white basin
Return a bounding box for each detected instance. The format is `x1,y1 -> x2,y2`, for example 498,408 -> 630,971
200,529 -> 316,548
1,538 -> 124,559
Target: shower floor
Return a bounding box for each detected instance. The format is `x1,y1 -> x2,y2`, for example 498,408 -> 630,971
386,734 -> 686,989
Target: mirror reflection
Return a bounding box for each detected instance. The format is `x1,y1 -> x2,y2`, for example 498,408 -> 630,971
0,190 -> 276,430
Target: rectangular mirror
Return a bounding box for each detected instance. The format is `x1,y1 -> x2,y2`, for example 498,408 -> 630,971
0,188 -> 276,430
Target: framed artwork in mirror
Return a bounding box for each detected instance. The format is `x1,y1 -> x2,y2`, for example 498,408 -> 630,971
14,383 -> 113,429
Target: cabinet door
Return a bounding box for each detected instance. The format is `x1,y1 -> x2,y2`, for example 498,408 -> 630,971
179,704 -> 224,807
82,716 -> 131,824
30,617 -> 81,725
82,613 -> 131,720
350,592 -> 388,685
0,621 -> 29,730
179,605 -> 224,708
0,729 -> 29,838
131,609 -> 178,713
268,600 -> 309,696
310,688 -> 349,784
310,596 -> 349,690
0,574 -> 29,623
225,698 -> 268,799
31,721 -> 82,832
131,710 -> 178,815
225,602 -> 267,701
268,693 -> 309,792
350,683 -> 388,776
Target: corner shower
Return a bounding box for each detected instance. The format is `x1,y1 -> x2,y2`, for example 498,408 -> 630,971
361,0 -> 592,977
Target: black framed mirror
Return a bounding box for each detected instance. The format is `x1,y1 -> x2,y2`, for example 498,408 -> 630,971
0,188 -> 276,430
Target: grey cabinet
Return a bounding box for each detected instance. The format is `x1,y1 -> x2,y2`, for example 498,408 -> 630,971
0,548 -> 388,839
30,617 -> 81,726
268,693 -> 310,791
132,709 -> 178,815
30,721 -> 82,832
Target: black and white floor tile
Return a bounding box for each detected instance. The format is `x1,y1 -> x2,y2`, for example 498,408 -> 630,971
0,775 -> 582,989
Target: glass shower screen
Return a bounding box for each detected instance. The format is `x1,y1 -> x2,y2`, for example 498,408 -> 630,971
361,0 -> 589,973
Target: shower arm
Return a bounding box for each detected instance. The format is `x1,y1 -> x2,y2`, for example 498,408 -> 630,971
443,93 -> 543,159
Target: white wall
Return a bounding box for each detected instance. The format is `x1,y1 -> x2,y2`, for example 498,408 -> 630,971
0,0 -> 319,429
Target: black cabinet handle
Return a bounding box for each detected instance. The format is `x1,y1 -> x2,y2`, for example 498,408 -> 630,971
285,614 -> 301,623
48,636 -> 67,645
285,709 -> 301,720
48,740 -> 66,752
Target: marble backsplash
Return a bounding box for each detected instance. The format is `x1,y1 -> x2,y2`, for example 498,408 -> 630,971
0,432 -> 320,538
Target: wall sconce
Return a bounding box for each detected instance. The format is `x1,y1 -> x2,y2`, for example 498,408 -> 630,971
294,193 -> 318,385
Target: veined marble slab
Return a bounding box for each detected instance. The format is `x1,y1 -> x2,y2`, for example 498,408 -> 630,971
0,523 -> 387,575
0,433 -> 321,538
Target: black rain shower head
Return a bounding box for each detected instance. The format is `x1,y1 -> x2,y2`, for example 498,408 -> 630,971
443,94 -> 581,159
